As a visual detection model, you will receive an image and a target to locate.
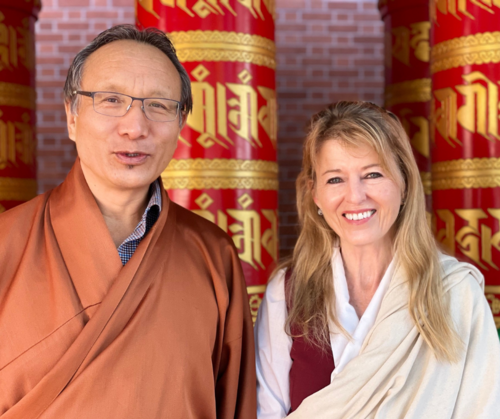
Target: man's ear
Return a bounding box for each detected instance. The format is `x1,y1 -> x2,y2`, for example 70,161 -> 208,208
64,100 -> 77,143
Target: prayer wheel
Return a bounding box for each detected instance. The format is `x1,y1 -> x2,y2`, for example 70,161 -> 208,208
378,0 -> 432,217
136,0 -> 278,323
430,0 -> 500,337
0,0 -> 39,213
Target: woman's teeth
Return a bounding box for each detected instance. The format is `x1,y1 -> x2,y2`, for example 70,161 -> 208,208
345,210 -> 375,221
126,153 -> 140,157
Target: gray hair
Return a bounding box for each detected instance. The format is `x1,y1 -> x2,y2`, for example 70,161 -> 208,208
63,24 -> 192,121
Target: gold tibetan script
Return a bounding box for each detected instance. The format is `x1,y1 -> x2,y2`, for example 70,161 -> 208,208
192,192 -> 278,270
431,71 -> 500,147
187,65 -> 277,150
138,0 -> 276,19
0,13 -> 34,72
0,112 -> 35,170
390,21 -> 430,66
431,0 -> 500,21
436,207 -> 500,271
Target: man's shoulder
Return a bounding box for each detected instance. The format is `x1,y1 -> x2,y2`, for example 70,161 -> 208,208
0,193 -> 50,232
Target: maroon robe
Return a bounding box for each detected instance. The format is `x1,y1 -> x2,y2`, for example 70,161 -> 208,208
284,270 -> 335,413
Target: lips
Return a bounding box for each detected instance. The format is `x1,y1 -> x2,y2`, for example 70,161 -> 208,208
342,209 -> 376,222
115,152 -> 149,165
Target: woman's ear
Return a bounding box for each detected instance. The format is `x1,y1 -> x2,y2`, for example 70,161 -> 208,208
309,178 -> 318,205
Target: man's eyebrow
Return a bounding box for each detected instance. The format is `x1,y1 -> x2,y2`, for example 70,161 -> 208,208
92,86 -> 170,98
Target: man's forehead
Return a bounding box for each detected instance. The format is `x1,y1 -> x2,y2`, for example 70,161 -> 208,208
80,40 -> 180,97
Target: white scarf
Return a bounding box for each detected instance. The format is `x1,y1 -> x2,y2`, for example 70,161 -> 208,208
287,254 -> 500,419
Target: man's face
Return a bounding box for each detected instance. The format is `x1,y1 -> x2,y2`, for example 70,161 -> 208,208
65,40 -> 183,192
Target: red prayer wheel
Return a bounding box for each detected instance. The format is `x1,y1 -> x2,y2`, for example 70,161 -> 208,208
136,0 -> 278,323
430,0 -> 500,336
0,0 -> 40,214
378,0 -> 432,217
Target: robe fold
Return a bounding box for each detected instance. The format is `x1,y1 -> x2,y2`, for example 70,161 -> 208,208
287,255 -> 500,419
0,160 -> 257,419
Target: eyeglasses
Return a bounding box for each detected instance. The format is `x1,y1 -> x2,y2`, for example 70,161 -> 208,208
73,91 -> 181,122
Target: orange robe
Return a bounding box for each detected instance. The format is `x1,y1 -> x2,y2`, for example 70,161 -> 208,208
0,160 -> 257,419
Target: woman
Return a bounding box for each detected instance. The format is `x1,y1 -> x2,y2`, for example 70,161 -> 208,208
255,101 -> 500,419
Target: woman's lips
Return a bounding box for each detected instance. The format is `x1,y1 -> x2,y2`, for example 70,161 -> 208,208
115,152 -> 149,165
342,209 -> 376,225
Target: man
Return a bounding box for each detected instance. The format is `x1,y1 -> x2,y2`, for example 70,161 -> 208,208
0,25 -> 256,418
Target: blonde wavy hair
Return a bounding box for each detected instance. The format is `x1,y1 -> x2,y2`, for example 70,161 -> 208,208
279,101 -> 461,362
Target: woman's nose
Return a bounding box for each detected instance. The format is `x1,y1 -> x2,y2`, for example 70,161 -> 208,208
346,178 -> 366,204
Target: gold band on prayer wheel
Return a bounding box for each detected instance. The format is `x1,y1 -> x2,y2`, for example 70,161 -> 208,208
162,158 -> 279,190
431,31 -> 500,73
0,177 -> 37,201
0,82 -> 36,110
420,171 -> 432,195
168,31 -> 276,69
431,158 -> 500,190
384,78 -> 432,108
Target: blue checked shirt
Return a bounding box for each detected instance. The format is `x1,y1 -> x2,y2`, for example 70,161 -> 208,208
117,180 -> 162,265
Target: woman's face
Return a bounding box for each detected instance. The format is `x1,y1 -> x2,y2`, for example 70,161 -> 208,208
313,140 -> 403,250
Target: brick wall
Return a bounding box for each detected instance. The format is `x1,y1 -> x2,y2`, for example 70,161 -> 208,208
35,0 -> 135,192
35,0 -> 384,256
275,0 -> 384,255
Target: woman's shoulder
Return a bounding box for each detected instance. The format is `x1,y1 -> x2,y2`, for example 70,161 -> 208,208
438,252 -> 484,293
265,268 -> 287,303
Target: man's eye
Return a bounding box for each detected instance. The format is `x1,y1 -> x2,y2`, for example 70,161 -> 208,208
149,102 -> 167,110
366,172 -> 382,179
327,177 -> 342,184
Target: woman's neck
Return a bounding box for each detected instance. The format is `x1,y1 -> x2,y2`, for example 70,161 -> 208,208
340,239 -> 394,317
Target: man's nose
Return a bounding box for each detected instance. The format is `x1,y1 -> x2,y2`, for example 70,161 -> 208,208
118,99 -> 149,139
345,178 -> 366,204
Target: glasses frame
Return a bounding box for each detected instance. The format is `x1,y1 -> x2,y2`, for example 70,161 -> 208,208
72,90 -> 182,122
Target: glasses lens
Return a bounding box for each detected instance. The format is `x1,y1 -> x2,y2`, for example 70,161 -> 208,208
93,92 -> 130,117
143,99 -> 179,122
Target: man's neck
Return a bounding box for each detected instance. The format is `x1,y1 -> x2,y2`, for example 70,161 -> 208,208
81,164 -> 150,248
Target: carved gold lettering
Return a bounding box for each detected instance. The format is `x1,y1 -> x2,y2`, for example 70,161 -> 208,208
261,209 -> 278,262
436,209 -> 456,255
391,22 -> 430,66
455,209 -> 489,269
0,111 -> 33,169
257,86 -> 277,149
456,71 -> 500,141
481,209 -> 500,269
410,22 -> 430,63
192,192 -> 277,269
399,108 -> 430,158
432,0 -> 500,21
432,88 -> 460,147
391,26 -> 410,66
0,13 -> 33,72
141,0 -> 274,19
227,76 -> 261,148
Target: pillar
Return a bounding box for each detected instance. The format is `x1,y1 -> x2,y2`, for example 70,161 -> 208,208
136,0 -> 278,323
431,0 -> 500,336
379,0 -> 432,217
0,0 -> 40,213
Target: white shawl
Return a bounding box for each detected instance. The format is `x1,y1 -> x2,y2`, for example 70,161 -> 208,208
288,254 -> 500,419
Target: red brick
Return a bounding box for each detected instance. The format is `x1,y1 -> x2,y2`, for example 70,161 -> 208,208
59,0 -> 90,6
328,2 -> 358,10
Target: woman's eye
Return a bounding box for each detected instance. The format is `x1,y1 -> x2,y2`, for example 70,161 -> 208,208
365,172 -> 382,179
327,177 -> 342,184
